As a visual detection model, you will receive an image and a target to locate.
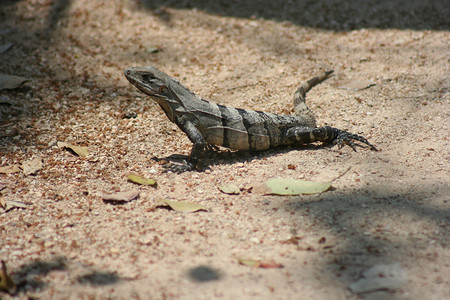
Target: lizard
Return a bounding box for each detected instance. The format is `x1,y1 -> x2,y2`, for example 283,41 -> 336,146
124,66 -> 377,172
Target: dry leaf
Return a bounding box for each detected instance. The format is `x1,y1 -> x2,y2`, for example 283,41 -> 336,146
156,199 -> 207,213
253,178 -> 332,195
22,157 -> 43,176
0,165 -> 20,174
57,142 -> 89,157
0,260 -> 16,294
218,183 -> 240,195
127,173 -> 157,186
101,190 -> 140,202
0,73 -> 28,90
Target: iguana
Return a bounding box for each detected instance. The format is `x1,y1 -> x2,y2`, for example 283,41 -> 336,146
124,66 -> 377,172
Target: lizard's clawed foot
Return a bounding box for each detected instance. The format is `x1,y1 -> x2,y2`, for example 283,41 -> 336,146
333,130 -> 378,151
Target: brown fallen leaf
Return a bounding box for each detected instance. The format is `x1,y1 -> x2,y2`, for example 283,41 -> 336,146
0,165 -> 20,174
57,142 -> 89,157
0,260 -> 16,294
156,199 -> 207,213
101,190 -> 140,202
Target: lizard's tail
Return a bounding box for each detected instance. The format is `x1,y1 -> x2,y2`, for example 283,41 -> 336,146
293,70 -> 334,126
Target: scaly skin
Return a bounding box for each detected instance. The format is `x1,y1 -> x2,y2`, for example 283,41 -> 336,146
124,66 -> 377,172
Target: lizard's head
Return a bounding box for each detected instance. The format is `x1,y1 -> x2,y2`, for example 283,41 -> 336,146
124,66 -> 177,103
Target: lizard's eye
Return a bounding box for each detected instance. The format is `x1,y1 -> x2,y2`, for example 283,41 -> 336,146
142,74 -> 156,82
158,86 -> 168,94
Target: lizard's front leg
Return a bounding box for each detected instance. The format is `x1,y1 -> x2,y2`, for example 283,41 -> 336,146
286,126 -> 377,151
163,117 -> 206,173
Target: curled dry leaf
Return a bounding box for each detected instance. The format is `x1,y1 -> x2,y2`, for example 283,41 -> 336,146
57,142 -> 89,157
0,260 -> 16,294
253,178 -> 332,195
127,173 -> 157,186
101,190 -> 140,202
0,73 -> 28,90
218,183 -> 240,195
156,199 -> 207,213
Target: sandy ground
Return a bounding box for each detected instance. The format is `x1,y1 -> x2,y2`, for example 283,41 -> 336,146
0,0 -> 449,299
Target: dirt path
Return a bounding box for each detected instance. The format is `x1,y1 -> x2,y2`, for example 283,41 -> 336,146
0,1 -> 449,299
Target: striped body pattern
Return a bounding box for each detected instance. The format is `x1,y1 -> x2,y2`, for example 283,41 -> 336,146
124,66 -> 376,171
199,104 -> 309,151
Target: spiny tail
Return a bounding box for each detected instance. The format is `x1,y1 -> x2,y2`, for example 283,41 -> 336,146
293,70 -> 334,107
293,70 -> 334,127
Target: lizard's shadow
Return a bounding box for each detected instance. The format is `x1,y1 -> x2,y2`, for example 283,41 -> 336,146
153,143 -> 341,171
